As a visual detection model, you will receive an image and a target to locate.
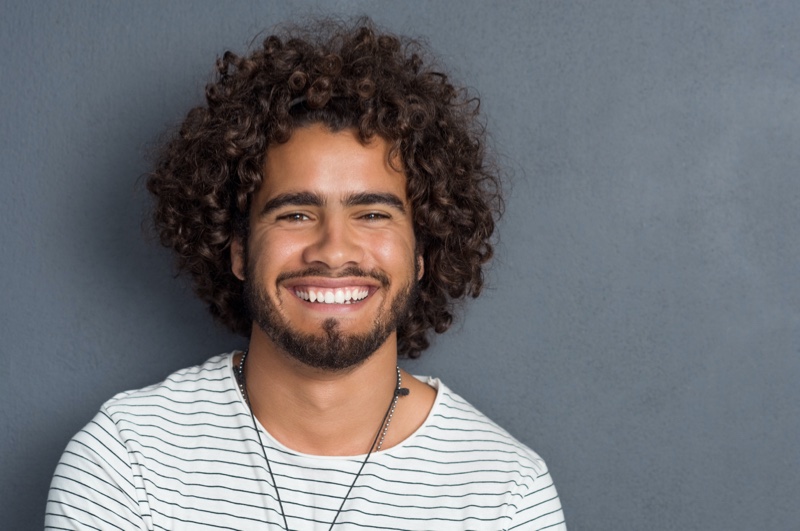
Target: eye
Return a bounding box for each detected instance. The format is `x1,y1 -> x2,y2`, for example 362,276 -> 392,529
278,212 -> 311,222
360,212 -> 391,221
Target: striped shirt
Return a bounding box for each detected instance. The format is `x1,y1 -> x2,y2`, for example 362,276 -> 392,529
46,353 -> 566,530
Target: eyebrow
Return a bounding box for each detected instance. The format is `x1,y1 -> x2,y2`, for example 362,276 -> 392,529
260,191 -> 407,216
342,192 -> 406,213
260,192 -> 323,216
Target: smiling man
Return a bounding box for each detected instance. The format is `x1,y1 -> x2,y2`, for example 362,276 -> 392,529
46,18 -> 566,530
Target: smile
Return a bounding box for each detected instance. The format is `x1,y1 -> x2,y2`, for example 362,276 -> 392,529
293,287 -> 370,304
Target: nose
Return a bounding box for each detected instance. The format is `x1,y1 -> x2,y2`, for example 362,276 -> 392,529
301,215 -> 364,269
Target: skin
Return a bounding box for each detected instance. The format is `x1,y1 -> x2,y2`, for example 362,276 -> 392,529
231,124 -> 437,456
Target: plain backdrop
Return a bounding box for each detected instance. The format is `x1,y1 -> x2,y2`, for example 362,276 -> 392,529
2,1 -> 799,529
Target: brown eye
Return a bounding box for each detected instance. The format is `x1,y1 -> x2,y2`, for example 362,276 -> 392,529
278,213 -> 311,222
361,212 -> 390,221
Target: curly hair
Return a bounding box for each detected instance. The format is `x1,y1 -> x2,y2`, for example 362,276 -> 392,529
147,17 -> 502,358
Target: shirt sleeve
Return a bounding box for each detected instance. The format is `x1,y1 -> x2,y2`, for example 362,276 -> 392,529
507,466 -> 567,530
45,407 -> 147,530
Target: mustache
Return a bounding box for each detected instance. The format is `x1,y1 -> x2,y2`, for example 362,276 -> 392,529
275,266 -> 390,287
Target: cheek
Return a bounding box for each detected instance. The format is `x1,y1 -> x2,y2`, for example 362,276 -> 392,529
366,231 -> 417,271
247,230 -> 306,277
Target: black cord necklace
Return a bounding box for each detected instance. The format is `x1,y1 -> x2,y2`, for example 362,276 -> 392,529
236,351 -> 408,530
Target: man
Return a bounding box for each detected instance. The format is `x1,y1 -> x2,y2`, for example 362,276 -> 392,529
46,19 -> 566,530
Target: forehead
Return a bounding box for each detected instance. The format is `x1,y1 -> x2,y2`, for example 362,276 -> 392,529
256,124 -> 407,204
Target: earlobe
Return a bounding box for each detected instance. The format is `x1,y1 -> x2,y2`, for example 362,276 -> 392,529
416,254 -> 424,281
231,238 -> 246,281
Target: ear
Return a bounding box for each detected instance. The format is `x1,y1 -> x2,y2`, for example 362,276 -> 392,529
416,254 -> 424,281
231,237 -> 246,281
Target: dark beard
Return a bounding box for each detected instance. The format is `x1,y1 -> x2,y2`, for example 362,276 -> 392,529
243,264 -> 418,371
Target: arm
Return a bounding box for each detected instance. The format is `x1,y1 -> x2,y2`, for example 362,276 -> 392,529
45,408 -> 147,530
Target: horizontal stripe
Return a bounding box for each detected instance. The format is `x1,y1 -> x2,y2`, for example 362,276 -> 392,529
46,352 -> 566,530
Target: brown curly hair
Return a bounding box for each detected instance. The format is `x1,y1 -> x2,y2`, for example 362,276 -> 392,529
147,17 -> 502,358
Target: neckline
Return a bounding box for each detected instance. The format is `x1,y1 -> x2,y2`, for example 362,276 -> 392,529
226,351 -> 442,460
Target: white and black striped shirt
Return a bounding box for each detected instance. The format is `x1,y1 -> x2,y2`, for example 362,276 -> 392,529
46,353 -> 566,530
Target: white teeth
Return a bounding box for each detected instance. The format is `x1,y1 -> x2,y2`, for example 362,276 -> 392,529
294,287 -> 370,304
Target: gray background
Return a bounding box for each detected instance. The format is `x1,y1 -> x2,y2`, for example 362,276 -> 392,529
1,1 -> 798,529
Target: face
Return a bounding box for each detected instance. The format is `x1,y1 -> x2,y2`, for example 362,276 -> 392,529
233,124 -> 422,370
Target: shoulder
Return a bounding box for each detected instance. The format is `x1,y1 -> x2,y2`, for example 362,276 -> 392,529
104,352 -> 234,403
101,352 -> 238,420
432,380 -> 567,529
51,352 -> 246,492
85,352 -> 248,452
394,378 -> 566,528
421,378 -> 550,477
46,354 -> 243,528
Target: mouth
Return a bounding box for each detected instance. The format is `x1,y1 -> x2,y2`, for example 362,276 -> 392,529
292,286 -> 374,305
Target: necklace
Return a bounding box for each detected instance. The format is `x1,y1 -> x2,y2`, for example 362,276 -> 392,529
235,351 -> 408,530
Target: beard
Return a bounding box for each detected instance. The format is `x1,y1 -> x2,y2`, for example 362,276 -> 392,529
243,261 -> 419,371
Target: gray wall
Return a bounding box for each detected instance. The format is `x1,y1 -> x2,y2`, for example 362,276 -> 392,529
2,1 -> 798,529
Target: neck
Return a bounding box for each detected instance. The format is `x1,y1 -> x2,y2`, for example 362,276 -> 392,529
241,326 -> 399,456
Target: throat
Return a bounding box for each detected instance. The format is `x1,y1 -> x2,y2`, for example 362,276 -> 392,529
236,349 -> 406,456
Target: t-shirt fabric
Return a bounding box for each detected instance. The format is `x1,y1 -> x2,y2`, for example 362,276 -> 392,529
46,353 -> 566,530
